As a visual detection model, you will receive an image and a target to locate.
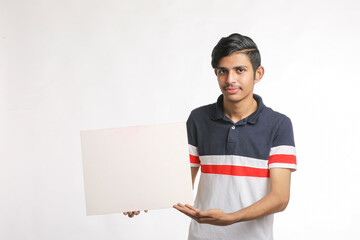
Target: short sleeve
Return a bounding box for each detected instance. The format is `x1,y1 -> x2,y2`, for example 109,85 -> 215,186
268,116 -> 297,171
186,112 -> 200,167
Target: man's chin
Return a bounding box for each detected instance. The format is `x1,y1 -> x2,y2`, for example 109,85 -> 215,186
223,92 -> 252,103
223,93 -> 242,102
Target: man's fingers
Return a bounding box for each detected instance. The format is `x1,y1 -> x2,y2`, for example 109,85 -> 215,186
173,203 -> 200,220
173,204 -> 191,214
185,204 -> 199,211
123,210 -> 148,218
174,206 -> 199,221
177,203 -> 196,214
184,204 -> 196,210
174,203 -> 214,219
184,204 -> 202,216
123,211 -> 132,217
173,204 -> 218,224
124,211 -> 135,218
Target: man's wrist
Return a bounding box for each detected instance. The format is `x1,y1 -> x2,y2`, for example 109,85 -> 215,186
229,211 -> 243,224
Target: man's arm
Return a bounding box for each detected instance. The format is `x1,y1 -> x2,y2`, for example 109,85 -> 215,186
191,167 -> 199,189
174,168 -> 292,226
230,168 -> 291,222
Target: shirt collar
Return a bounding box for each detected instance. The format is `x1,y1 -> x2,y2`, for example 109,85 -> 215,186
211,94 -> 264,125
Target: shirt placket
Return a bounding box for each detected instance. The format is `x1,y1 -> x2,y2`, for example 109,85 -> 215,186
226,120 -> 247,153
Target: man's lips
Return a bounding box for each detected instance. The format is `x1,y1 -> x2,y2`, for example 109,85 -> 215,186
225,87 -> 240,94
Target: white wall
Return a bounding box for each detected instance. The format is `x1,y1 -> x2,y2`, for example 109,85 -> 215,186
1,0 -> 360,239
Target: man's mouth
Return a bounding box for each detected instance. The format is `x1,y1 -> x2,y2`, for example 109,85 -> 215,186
225,87 -> 240,94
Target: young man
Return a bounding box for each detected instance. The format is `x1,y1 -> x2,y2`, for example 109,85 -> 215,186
173,33 -> 297,240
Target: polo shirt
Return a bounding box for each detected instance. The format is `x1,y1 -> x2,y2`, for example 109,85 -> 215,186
186,94 -> 297,240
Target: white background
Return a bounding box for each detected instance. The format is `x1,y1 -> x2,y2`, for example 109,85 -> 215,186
1,0 -> 360,239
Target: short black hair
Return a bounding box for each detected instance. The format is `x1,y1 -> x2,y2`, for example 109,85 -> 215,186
211,33 -> 261,74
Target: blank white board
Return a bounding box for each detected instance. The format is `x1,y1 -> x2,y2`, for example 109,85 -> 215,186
80,122 -> 193,215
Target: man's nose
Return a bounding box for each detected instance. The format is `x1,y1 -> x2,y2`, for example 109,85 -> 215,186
226,70 -> 236,84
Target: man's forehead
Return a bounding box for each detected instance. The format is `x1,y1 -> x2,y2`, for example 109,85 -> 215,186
217,51 -> 253,68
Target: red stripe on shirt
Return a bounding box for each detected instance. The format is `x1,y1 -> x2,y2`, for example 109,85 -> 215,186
189,154 -> 200,164
268,154 -> 297,165
201,165 -> 269,178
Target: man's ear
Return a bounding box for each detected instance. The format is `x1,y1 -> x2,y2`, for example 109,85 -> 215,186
254,66 -> 264,83
214,69 -> 218,76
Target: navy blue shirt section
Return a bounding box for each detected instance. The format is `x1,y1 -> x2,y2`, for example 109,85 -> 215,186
186,94 -> 295,161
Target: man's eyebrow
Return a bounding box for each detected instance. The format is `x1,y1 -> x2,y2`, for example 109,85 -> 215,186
233,65 -> 248,69
216,65 -> 249,70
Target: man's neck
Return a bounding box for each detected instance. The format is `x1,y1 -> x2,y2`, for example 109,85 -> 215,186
223,94 -> 258,123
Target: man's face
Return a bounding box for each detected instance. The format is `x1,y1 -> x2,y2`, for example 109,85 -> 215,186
215,52 -> 261,103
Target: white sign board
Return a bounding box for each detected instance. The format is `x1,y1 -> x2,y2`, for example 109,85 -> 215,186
80,122 -> 194,215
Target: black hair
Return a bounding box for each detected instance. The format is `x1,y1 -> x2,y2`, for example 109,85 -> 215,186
211,33 -> 261,74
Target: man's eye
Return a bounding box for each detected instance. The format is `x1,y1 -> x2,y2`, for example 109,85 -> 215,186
236,68 -> 245,73
217,69 -> 227,75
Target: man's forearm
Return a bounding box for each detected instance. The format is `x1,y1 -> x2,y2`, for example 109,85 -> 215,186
173,191 -> 289,226
230,168 -> 292,223
230,190 -> 289,223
